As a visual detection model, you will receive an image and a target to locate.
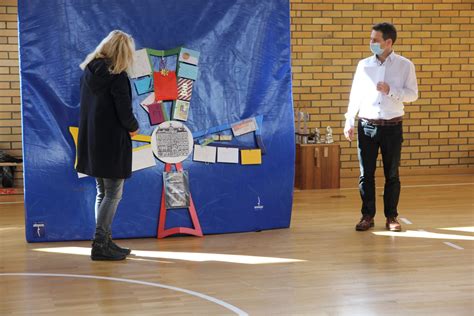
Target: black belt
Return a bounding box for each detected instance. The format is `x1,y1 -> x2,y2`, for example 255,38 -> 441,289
360,117 -> 403,126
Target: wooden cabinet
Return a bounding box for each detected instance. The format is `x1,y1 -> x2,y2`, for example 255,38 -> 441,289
295,143 -> 340,189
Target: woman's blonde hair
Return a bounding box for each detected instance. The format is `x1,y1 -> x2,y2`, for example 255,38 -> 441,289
80,30 -> 135,75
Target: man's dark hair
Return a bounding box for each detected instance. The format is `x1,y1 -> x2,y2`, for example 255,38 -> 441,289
372,22 -> 397,44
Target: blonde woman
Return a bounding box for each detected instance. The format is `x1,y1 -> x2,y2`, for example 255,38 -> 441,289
77,30 -> 139,261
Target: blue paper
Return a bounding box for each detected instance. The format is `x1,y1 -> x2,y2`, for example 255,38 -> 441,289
134,76 -> 153,95
177,63 -> 199,80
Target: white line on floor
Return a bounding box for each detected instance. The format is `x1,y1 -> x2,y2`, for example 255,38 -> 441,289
400,183 -> 474,189
0,273 -> 248,316
400,218 -> 412,225
443,242 -> 464,250
340,182 -> 474,190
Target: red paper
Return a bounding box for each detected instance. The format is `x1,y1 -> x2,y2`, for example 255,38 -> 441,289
154,70 -> 178,101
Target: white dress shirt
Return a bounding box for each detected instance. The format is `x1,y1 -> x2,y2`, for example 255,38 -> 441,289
345,51 -> 418,127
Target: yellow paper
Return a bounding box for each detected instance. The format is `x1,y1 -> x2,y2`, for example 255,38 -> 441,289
69,127 -> 79,167
132,134 -> 152,143
241,149 -> 262,165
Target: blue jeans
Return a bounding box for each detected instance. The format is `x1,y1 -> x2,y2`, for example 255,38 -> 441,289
357,120 -> 403,218
95,178 -> 124,237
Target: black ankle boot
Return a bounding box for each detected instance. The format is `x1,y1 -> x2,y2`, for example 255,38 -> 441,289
106,232 -> 131,256
91,235 -> 127,261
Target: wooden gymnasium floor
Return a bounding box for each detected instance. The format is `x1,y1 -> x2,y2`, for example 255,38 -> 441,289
0,174 -> 473,315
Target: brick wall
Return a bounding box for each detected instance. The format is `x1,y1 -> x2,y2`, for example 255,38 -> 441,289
0,0 -> 22,187
0,1 -> 473,187
290,0 -> 474,174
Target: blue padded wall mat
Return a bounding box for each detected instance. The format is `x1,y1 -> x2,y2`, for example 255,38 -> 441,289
18,0 -> 295,242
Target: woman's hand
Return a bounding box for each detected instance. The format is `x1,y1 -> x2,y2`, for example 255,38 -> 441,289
129,129 -> 139,137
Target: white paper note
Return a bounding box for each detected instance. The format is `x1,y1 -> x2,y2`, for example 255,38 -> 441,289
217,147 -> 239,164
130,49 -> 152,78
193,145 -> 216,163
132,145 -> 156,172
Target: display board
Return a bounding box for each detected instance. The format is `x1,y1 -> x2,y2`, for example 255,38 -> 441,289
18,0 -> 295,242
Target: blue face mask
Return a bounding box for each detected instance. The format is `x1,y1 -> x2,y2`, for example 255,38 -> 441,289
370,43 -> 385,56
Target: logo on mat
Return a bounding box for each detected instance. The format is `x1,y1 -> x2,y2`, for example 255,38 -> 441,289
254,196 -> 264,210
33,222 -> 45,238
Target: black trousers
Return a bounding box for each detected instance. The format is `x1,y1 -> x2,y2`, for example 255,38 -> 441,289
357,120 -> 403,218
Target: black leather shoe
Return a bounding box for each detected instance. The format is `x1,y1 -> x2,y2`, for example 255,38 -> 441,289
91,237 -> 127,261
107,232 -> 131,255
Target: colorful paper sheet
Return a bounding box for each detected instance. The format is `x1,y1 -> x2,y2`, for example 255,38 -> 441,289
241,149 -> 262,165
177,63 -> 198,80
172,100 -> 190,121
177,78 -> 194,101
134,75 -> 153,95
231,117 -> 257,136
148,102 -> 165,125
179,48 -> 200,65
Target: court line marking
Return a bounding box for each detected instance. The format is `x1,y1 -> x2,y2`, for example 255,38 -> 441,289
443,242 -> 464,250
340,182 -> 474,190
398,182 -> 474,189
0,273 -> 248,316
419,230 -> 466,250
400,218 -> 412,225
0,201 -> 24,205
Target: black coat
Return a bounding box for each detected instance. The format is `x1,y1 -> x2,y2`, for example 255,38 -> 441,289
76,58 -> 139,179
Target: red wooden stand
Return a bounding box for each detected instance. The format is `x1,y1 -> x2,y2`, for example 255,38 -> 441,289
157,163 -> 203,238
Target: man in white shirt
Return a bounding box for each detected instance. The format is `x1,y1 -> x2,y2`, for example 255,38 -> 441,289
344,22 -> 418,232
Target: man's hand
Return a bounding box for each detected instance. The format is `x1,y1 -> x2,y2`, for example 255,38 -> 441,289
376,81 -> 390,95
129,129 -> 139,137
344,125 -> 354,142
